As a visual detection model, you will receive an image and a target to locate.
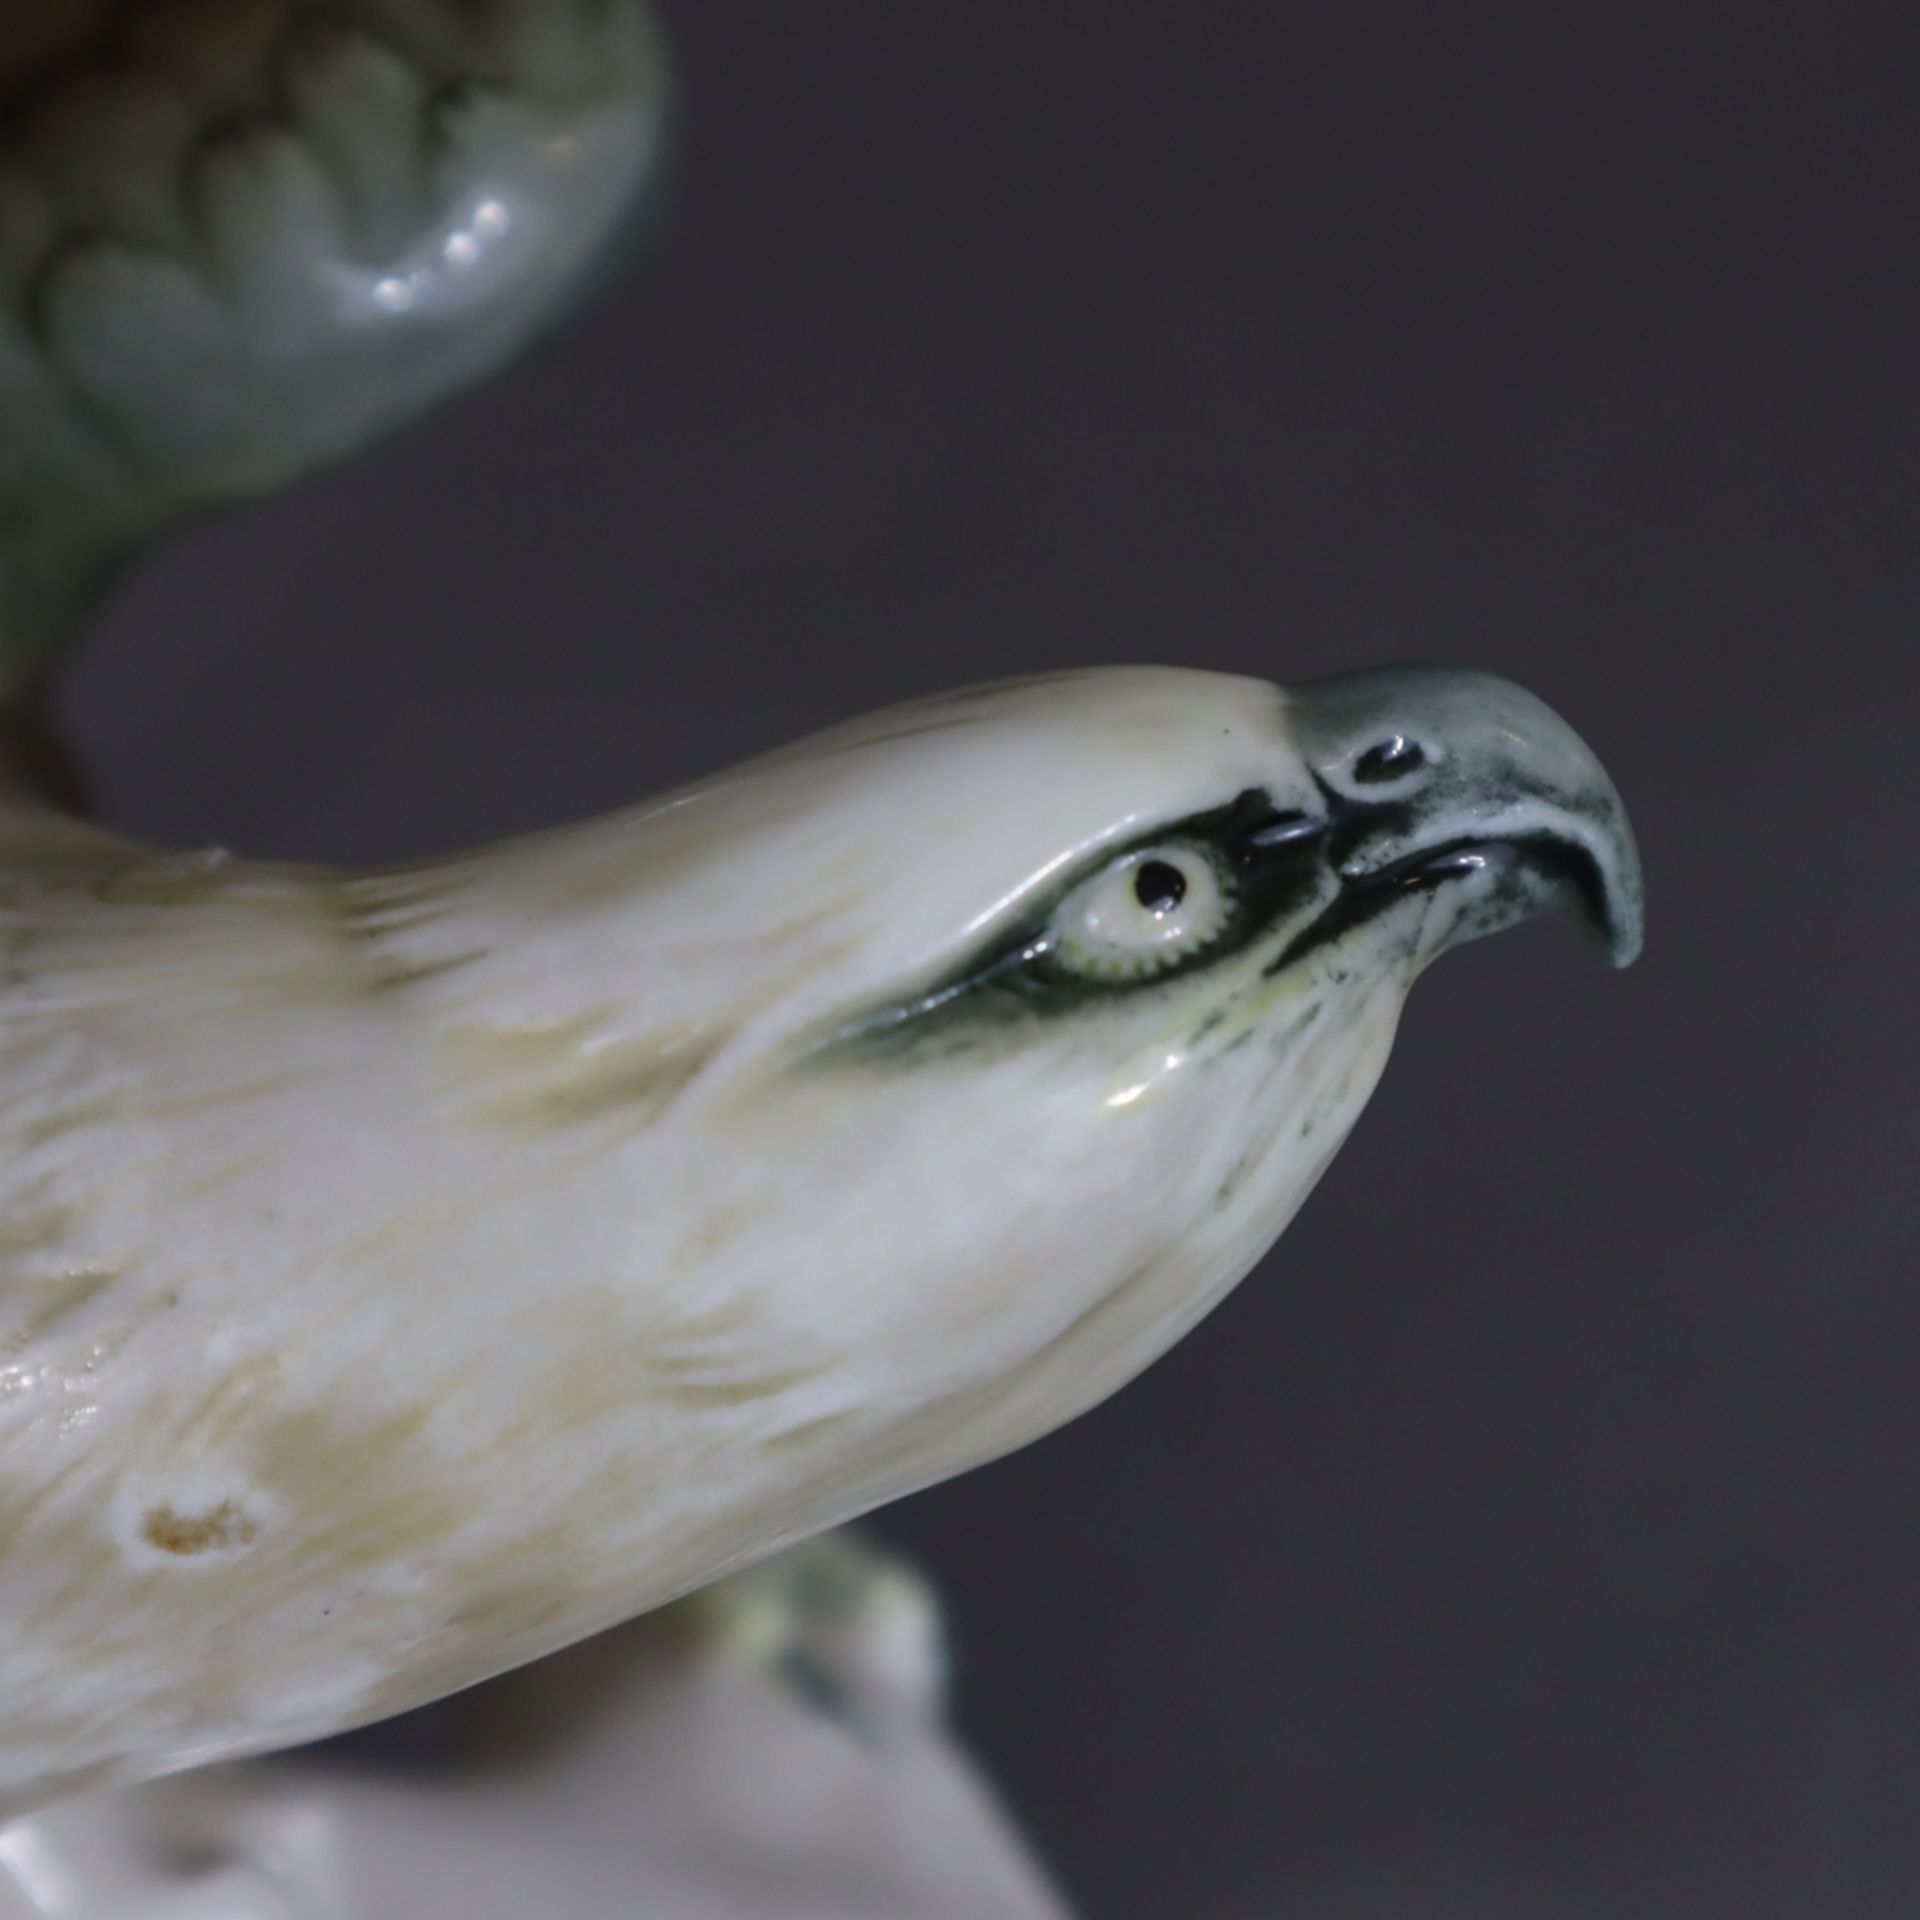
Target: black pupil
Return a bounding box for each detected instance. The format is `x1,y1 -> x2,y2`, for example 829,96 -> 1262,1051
1134,860 -> 1188,914
1353,734 -> 1426,783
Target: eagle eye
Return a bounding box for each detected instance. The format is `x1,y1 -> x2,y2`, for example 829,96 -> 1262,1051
1132,860 -> 1188,913
1053,844 -> 1235,982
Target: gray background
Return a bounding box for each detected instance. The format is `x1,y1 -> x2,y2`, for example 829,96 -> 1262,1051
56,4 -> 1918,1915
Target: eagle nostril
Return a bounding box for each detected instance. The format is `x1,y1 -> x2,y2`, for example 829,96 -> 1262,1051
1352,735 -> 1427,784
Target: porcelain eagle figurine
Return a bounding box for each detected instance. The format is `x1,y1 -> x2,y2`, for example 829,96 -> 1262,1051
0,0 -> 1641,1819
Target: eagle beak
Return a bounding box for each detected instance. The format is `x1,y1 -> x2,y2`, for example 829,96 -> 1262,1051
1286,666 -> 1644,969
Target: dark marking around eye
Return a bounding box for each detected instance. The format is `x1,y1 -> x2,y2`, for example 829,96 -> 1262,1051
817,788 -> 1334,1058
1353,735 -> 1425,784
1133,860 -> 1187,914
1244,810 -> 1324,853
